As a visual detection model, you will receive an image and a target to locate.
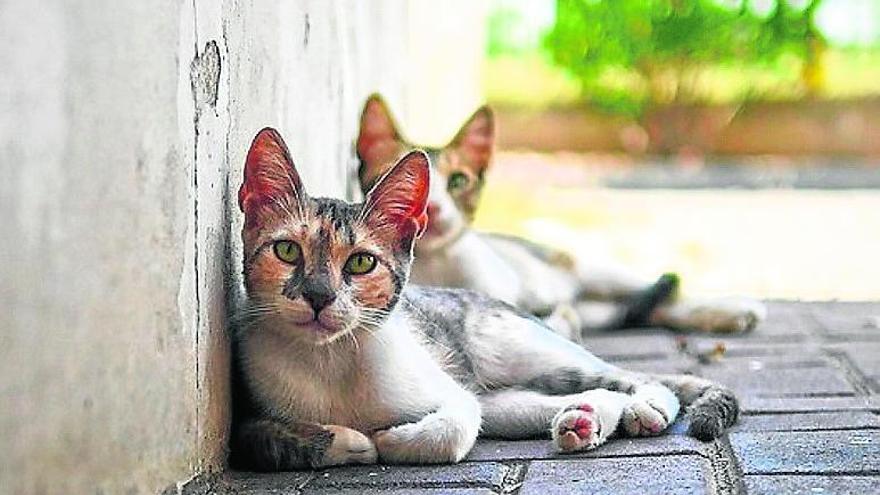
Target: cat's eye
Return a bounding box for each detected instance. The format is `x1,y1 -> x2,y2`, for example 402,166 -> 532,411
447,172 -> 469,191
344,252 -> 377,275
273,240 -> 302,264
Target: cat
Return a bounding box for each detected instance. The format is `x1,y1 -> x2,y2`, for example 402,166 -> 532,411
356,94 -> 767,338
231,128 -> 739,470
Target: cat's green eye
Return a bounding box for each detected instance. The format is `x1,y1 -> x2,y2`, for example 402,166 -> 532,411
447,172 -> 469,191
344,252 -> 377,275
273,240 -> 302,264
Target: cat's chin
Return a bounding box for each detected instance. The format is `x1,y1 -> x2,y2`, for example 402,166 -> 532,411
291,320 -> 339,338
292,320 -> 357,346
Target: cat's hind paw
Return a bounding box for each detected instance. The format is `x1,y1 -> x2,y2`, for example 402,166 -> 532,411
551,404 -> 605,453
706,298 -> 767,334
656,297 -> 767,334
621,398 -> 670,437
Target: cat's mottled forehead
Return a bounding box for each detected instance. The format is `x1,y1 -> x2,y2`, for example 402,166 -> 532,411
254,196 -> 367,245
309,197 -> 365,244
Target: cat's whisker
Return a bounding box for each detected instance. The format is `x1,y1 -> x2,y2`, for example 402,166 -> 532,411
355,319 -> 388,346
358,314 -> 388,323
360,308 -> 392,320
346,329 -> 360,352
358,314 -> 388,325
233,306 -> 282,326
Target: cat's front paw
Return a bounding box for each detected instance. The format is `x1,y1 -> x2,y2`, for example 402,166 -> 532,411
621,398 -> 671,437
314,425 -> 378,468
551,404 -> 606,453
373,417 -> 477,464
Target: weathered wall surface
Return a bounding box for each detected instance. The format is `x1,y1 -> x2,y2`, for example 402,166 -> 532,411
0,1 -> 483,493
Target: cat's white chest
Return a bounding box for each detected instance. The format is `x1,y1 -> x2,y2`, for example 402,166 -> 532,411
242,317 -> 450,433
243,333 -> 387,431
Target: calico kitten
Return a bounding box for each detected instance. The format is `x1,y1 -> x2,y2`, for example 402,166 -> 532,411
232,128 -> 739,470
356,95 -> 767,336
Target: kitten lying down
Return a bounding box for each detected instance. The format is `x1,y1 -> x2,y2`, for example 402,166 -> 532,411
233,128 -> 739,470
356,95 -> 767,339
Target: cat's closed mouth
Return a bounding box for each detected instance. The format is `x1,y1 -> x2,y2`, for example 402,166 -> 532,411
294,320 -> 339,335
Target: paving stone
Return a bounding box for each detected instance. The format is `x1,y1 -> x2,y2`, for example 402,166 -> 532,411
744,302 -> 821,341
302,463 -> 507,491
744,475 -> 880,494
467,430 -> 705,462
741,396 -> 880,414
211,472 -> 495,495
701,366 -> 856,397
518,455 -> 713,495
219,471 -> 313,493
734,411 -> 880,432
678,338 -> 821,362
730,430 -> 880,474
812,302 -> 880,340
304,488 -> 495,495
826,342 -> 880,391
702,353 -> 830,371
829,342 -> 880,376
711,341 -> 823,358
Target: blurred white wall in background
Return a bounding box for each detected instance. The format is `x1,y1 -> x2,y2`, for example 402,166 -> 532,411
393,0 -> 489,146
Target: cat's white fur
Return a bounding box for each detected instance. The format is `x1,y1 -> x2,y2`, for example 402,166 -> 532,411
238,128 -> 740,469
241,297 -> 692,465
242,309 -> 481,464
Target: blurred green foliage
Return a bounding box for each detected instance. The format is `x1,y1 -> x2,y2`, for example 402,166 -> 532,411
544,0 -> 823,117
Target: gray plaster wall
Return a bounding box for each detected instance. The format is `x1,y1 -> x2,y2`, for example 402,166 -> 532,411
0,1 -> 481,493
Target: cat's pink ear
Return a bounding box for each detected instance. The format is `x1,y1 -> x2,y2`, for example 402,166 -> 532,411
357,94 -> 402,179
451,105 -> 494,172
362,150 -> 430,241
238,128 -> 306,222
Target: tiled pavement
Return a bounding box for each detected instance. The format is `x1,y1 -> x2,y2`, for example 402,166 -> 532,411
193,303 -> 880,494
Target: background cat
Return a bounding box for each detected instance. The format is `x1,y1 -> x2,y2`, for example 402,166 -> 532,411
356,94 -> 767,337
232,128 -> 739,471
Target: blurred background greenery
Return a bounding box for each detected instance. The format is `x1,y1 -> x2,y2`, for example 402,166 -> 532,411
485,0 -> 879,113
467,0 -> 880,300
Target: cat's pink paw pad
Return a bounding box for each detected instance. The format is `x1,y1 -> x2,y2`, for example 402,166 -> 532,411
622,399 -> 669,437
552,404 -> 603,453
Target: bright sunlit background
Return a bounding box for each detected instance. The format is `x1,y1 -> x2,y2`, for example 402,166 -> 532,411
466,0 -> 880,300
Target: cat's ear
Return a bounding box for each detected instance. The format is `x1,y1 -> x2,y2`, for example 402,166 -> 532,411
450,105 -> 494,172
357,94 -> 403,190
238,128 -> 306,223
362,150 -> 430,242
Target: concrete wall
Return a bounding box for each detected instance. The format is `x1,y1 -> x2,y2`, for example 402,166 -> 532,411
0,1 -> 484,493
